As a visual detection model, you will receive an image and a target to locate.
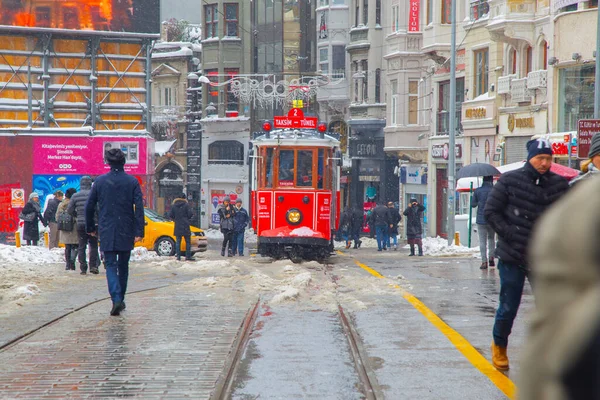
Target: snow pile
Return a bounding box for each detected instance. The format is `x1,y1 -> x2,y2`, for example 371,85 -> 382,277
414,237 -> 478,257
271,286 -> 300,304
290,227 -> 317,237
204,228 -> 257,243
8,284 -> 41,301
0,244 -> 63,265
130,247 -> 159,262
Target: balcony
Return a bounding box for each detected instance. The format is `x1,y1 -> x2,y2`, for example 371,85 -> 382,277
152,105 -> 188,123
350,27 -> 368,42
436,110 -> 462,136
510,78 -> 531,103
527,69 -> 547,90
497,74 -> 516,95
316,71 -> 349,102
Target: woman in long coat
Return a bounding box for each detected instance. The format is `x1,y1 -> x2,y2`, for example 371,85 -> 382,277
22,192 -> 46,246
56,188 -> 79,270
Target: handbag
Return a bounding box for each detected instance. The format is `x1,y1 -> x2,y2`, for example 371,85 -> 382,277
57,211 -> 75,231
19,211 -> 36,222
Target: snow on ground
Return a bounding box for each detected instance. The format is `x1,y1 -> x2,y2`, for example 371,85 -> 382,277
204,229 -> 258,243
335,236 -> 477,256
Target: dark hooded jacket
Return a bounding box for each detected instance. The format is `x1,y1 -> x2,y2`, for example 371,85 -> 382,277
233,205 -> 249,233
168,198 -> 194,237
43,196 -> 61,223
339,208 -> 354,234
352,207 -> 364,234
403,203 -> 425,238
22,199 -> 46,240
472,179 -> 493,225
68,176 -> 93,228
388,206 -> 402,235
484,161 -> 569,267
372,204 -> 391,227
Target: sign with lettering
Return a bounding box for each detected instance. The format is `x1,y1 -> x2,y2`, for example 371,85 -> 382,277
350,138 -> 384,159
578,119 -> 600,159
431,143 -> 462,160
408,0 -> 420,32
273,108 -> 318,129
465,107 -> 486,119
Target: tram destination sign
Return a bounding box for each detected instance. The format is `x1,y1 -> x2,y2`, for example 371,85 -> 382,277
273,108 -> 318,129
577,119 -> 600,159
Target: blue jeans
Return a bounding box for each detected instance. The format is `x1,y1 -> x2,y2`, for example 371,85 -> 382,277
104,251 -> 131,304
176,234 -> 192,259
375,225 -> 388,250
493,259 -> 530,347
352,231 -> 360,244
232,231 -> 245,255
387,233 -> 398,248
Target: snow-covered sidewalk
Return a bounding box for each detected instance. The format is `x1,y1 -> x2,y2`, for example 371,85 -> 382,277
335,236 -> 478,257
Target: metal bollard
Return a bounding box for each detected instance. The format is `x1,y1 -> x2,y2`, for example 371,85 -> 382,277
44,231 -> 49,248
15,231 -> 21,248
454,232 -> 460,246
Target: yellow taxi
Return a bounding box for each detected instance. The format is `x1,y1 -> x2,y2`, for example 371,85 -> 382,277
138,208 -> 208,256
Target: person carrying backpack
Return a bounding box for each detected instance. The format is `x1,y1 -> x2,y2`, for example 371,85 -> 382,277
56,188 -> 78,270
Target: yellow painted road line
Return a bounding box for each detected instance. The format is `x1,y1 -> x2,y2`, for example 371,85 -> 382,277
345,254 -> 516,399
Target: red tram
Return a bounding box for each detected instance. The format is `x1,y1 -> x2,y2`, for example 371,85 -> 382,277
249,109 -> 341,263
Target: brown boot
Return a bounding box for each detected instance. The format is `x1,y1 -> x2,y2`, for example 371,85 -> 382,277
480,261 -> 488,270
491,341 -> 509,370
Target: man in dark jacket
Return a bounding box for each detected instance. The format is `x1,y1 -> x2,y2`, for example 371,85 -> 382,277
484,138 -> 569,371
403,197 -> 425,256
85,149 -> 144,316
43,190 -> 63,250
218,196 -> 236,257
232,198 -> 249,256
372,202 -> 391,251
68,176 -> 100,275
387,201 -> 402,251
351,206 -> 363,249
168,193 -> 195,261
472,176 -> 495,269
339,207 -> 354,249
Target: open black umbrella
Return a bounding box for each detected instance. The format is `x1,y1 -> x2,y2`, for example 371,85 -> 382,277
456,163 -> 500,179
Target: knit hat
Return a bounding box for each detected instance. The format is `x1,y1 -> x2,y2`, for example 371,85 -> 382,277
105,148 -> 126,166
223,196 -> 231,202
588,134 -> 600,159
526,138 -> 553,161
235,198 -> 242,204
29,192 -> 39,200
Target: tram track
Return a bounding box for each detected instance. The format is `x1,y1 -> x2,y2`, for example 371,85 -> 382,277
0,284 -> 169,353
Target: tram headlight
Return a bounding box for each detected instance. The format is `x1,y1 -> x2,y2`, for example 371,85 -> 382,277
286,209 -> 303,225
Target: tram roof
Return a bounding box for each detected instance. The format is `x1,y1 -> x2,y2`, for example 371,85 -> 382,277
252,128 -> 340,147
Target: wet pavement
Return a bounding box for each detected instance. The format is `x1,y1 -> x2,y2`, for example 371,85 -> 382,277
0,243 -> 532,399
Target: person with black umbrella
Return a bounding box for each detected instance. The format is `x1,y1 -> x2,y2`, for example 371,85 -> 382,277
472,175 -> 496,269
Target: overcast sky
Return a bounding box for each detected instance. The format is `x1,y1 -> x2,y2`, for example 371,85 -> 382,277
161,0 -> 202,24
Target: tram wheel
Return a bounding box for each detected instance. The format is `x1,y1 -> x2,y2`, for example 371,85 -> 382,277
289,249 -> 303,264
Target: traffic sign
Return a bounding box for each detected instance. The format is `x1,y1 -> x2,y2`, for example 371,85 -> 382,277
273,108 -> 318,129
577,119 -> 600,159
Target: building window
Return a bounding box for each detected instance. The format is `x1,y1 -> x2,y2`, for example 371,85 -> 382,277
442,0 -> 451,24
361,60 -> 368,102
208,140 -> 244,165
525,45 -> 533,74
320,0 -> 329,5
319,47 -> 329,74
540,40 -> 548,70
205,69 -> 219,114
319,11 -> 328,39
224,3 -> 239,37
375,69 -> 381,103
333,0 -> 345,4
559,65 -> 595,131
225,69 -> 239,112
427,0 -> 433,24
164,87 -> 173,106
437,78 -> 464,135
352,61 -> 359,102
392,5 -> 400,31
508,47 -> 517,75
391,79 -> 398,126
409,80 -> 419,125
36,7 -> 51,27
470,0 -> 489,20
376,0 -> 381,25
474,48 -> 488,96
332,45 -> 345,78
363,0 -> 368,25
204,4 -> 218,39
63,7 -> 79,29
355,0 -> 360,26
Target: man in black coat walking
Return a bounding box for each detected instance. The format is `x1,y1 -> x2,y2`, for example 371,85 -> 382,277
351,206 -> 364,249
68,176 -> 100,275
85,149 -> 145,316
43,190 -> 63,250
403,198 -> 425,256
484,138 -> 569,371
168,193 -> 195,261
387,201 -> 402,251
372,202 -> 392,251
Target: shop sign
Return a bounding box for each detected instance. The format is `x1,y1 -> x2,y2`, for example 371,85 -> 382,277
465,107 -> 486,119
11,189 -> 24,208
401,165 -> 427,185
578,119 -> 600,159
431,143 -> 462,160
408,0 -> 420,32
507,114 -> 535,133
350,139 -> 384,159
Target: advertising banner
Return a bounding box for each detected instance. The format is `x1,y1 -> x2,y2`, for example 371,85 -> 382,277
210,190 -> 238,225
409,0 -> 420,32
0,183 -> 20,245
33,136 -> 151,176
577,119 -> 600,159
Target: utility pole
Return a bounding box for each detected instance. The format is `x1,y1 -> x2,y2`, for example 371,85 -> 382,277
447,0 -> 457,246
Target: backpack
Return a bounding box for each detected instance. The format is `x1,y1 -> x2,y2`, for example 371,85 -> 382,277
57,211 -> 74,231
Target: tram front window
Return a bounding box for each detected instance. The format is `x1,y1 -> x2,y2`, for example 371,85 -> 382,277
297,150 -> 313,187
279,150 -> 295,186
265,148 -> 274,188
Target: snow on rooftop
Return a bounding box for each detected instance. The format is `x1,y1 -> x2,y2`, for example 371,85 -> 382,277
155,140 -> 176,156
